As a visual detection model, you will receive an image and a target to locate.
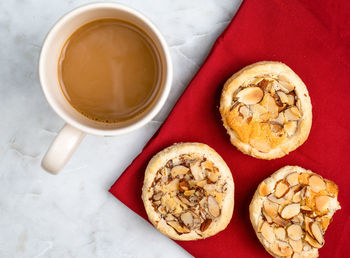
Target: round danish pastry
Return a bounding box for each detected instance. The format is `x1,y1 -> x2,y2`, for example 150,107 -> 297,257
142,142 -> 234,240
220,61 -> 312,159
249,166 -> 341,258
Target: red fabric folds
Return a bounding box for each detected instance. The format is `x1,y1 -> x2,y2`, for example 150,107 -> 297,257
109,0 -> 350,257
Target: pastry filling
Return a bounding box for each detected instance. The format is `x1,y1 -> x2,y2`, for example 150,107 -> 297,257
149,154 -> 228,235
257,172 -> 340,257
227,76 -> 304,152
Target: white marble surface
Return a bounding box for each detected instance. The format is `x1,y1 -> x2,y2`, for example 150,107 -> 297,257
0,1 -> 242,257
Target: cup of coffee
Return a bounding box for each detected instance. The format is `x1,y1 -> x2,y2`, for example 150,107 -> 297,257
39,3 -> 172,174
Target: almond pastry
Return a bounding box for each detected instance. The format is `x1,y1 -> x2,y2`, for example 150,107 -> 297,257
142,142 -> 234,240
220,61 -> 312,159
249,166 -> 341,257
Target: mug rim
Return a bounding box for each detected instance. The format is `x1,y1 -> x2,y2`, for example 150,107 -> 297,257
39,2 -> 172,136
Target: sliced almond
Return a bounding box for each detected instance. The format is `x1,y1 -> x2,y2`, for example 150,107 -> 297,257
261,94 -> 279,118
277,91 -> 289,104
263,199 -> 279,218
263,210 -> 273,224
208,171 -> 219,183
160,167 -> 169,177
325,180 -> 339,197
299,173 -> 310,185
289,239 -> 303,253
152,192 -> 162,201
315,195 -> 330,212
270,241 -> 293,257
192,214 -> 201,228
296,98 -> 302,110
275,180 -> 290,198
249,139 -> 271,153
292,191 -> 302,203
284,121 -> 298,136
167,221 -> 190,234
310,222 -> 324,245
273,215 -> 290,227
168,196 -> 183,214
171,157 -> 181,166
171,165 -> 189,177
272,112 -> 285,125
274,227 -> 286,241
287,224 -> 303,241
200,218 -> 212,232
215,192 -> 224,206
178,195 -> 192,206
236,87 -> 264,105
291,184 -> 303,193
261,222 -> 275,243
273,92 -> 284,107
201,160 -> 214,172
208,196 -> 220,217
284,107 -> 301,121
250,104 -> 267,118
305,233 -> 322,248
165,213 -> 176,222
165,178 -> 179,192
196,180 -> 207,188
304,216 -> 314,236
268,194 -> 288,205
257,219 -> 264,233
180,211 -> 194,228
239,105 -> 251,119
184,190 -> 195,196
287,94 -> 295,105
291,213 -> 304,224
284,188 -> 295,201
290,106 -> 301,117
257,78 -> 273,92
157,205 -> 167,215
309,175 -> 326,193
259,181 -> 271,196
280,203 -> 300,219
190,161 -> 204,181
278,76 -> 295,93
286,172 -> 299,186
250,77 -> 264,85
203,184 -> 216,195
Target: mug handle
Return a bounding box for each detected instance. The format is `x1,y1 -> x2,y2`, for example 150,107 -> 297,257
42,124 -> 86,174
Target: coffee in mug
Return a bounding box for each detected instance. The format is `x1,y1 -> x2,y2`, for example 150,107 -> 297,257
58,18 -> 160,123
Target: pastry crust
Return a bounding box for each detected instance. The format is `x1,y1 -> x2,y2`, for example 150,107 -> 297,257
142,142 -> 234,240
249,166 -> 341,258
220,61 -> 312,159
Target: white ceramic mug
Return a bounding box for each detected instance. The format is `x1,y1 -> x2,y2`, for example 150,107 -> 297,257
39,3 -> 172,174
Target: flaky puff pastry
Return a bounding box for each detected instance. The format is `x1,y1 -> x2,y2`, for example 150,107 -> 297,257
142,142 -> 234,240
249,166 -> 340,258
220,61 -> 312,159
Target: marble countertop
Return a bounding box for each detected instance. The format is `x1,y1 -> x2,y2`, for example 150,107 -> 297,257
0,0 -> 241,257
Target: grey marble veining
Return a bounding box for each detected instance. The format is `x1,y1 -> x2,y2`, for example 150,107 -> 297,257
0,1 -> 242,257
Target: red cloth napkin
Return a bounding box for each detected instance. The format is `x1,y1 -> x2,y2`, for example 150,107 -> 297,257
110,0 -> 350,257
